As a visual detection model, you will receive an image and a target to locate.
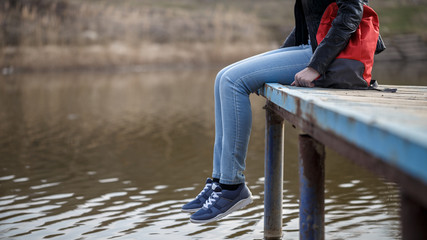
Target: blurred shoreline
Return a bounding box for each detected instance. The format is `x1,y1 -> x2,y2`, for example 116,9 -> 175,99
1,0 -> 426,73
1,42 -> 275,73
2,34 -> 426,74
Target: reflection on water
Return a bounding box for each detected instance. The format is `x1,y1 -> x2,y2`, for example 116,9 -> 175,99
0,61 -> 425,239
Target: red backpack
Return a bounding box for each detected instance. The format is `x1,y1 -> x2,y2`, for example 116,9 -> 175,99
314,3 -> 379,89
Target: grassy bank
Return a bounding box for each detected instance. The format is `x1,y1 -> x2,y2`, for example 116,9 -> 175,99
2,42 -> 274,72
1,0 -> 426,72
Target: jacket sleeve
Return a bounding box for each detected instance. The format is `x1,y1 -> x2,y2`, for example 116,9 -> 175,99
308,0 -> 363,75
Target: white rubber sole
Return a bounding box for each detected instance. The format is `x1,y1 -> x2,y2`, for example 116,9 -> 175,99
190,194 -> 253,224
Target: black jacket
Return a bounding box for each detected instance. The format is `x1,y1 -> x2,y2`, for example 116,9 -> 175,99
281,0 -> 386,75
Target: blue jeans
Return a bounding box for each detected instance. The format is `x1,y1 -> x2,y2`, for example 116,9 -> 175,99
212,44 -> 313,184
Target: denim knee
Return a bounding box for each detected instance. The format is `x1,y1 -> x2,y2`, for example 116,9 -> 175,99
219,73 -> 251,97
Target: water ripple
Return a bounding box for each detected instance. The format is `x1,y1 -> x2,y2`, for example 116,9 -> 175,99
0,70 -> 404,239
1,175 -> 400,240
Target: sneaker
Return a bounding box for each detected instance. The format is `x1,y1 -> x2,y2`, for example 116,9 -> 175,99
181,178 -> 215,213
190,183 -> 253,224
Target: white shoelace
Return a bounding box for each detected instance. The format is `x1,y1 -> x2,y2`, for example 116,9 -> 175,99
197,183 -> 212,198
203,190 -> 222,209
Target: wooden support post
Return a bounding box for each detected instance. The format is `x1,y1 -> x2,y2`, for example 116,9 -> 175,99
264,103 -> 284,240
401,191 -> 427,240
299,134 -> 325,240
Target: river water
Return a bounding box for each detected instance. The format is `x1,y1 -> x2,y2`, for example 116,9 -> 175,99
0,61 -> 426,239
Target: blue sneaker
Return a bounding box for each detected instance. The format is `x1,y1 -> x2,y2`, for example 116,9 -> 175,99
181,178 -> 215,213
190,183 -> 253,224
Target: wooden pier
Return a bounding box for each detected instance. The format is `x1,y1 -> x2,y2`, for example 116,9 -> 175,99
261,83 -> 427,240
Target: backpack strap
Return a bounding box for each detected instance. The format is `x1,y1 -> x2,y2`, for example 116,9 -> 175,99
367,80 -> 397,93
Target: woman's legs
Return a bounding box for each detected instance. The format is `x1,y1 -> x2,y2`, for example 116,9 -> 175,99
213,45 -> 312,184
182,49 -> 286,213
184,44 -> 313,222
212,48 -> 288,181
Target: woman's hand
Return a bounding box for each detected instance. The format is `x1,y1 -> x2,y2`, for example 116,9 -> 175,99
291,67 -> 320,87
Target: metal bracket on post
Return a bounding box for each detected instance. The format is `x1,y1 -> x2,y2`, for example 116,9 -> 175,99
264,102 -> 284,240
299,134 -> 325,240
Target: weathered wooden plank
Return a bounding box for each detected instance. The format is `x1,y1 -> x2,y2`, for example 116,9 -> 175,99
261,84 -> 427,188
262,83 -> 427,239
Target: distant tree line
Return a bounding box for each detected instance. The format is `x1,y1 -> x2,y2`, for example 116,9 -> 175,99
3,0 -> 68,14
1,0 -> 70,46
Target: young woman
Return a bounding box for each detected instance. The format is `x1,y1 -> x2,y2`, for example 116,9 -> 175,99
182,0 -> 385,224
